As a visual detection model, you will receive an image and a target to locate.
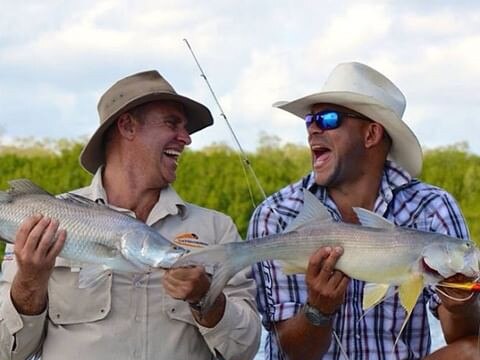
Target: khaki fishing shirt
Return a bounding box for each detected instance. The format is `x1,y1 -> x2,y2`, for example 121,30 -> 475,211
0,171 -> 261,360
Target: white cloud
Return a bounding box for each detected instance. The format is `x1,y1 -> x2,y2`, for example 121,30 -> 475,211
1,0 -> 480,156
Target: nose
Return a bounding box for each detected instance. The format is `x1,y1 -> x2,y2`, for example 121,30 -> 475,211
177,126 -> 192,145
307,120 -> 325,136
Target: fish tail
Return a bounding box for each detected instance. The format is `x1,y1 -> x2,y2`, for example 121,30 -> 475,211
203,258 -> 246,310
172,242 -> 248,310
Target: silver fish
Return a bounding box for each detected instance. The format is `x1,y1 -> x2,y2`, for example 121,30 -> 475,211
173,190 -> 479,339
0,179 -> 186,284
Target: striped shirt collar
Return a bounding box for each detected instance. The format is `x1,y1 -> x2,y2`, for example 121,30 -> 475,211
302,160 -> 412,217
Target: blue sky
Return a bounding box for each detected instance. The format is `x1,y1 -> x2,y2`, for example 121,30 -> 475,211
1,0 -> 479,154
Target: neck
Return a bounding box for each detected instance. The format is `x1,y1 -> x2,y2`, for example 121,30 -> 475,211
327,168 -> 384,224
102,163 -> 163,222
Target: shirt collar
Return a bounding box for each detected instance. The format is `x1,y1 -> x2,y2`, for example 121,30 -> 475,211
306,160 -> 412,215
88,167 -> 188,225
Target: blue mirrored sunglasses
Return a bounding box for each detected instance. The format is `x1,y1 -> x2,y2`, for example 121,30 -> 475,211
304,110 -> 369,130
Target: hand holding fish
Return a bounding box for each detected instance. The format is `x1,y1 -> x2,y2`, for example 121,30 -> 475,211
305,246 -> 350,315
10,214 -> 66,315
162,266 -> 226,327
437,274 -> 479,313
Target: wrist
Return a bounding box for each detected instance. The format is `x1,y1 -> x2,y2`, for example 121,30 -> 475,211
302,302 -> 335,327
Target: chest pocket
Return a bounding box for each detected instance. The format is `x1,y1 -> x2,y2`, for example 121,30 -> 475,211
48,258 -> 112,325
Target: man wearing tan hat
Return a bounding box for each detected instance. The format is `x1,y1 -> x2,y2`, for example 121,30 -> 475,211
248,62 -> 479,359
0,71 -> 261,359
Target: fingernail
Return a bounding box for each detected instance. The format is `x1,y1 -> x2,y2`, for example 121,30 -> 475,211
335,247 -> 343,254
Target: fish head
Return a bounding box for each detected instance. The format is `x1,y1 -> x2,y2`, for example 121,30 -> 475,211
422,238 -> 479,282
120,228 -> 188,269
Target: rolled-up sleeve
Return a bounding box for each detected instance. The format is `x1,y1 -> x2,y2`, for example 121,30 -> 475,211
0,245 -> 46,360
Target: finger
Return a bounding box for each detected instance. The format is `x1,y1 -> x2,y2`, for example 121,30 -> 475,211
36,219 -> 60,257
163,272 -> 194,300
335,275 -> 350,295
307,247 -> 332,278
23,217 -> 52,254
318,247 -> 343,282
168,266 -> 205,281
46,228 -> 67,261
15,214 -> 43,250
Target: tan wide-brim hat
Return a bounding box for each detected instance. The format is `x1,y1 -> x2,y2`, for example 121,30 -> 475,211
80,70 -> 214,174
274,62 -> 423,177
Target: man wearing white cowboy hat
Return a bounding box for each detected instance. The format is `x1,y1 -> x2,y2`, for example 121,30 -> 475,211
0,70 -> 261,360
248,62 -> 479,359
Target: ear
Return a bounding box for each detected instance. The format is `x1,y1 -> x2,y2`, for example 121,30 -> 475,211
116,113 -> 138,140
364,123 -> 385,149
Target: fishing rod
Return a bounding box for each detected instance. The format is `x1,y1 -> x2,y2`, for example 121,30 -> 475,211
183,38 -> 269,209
182,39 -> 351,360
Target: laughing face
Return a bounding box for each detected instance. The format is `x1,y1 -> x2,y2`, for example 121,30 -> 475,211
132,101 -> 192,188
308,103 -> 372,188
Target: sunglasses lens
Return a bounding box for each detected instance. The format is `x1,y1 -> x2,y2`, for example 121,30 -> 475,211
320,112 -> 340,129
305,111 -> 341,130
305,114 -> 314,127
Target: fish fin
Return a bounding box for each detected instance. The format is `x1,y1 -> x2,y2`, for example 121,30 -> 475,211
395,274 -> 424,347
284,190 -> 332,233
78,265 -> 111,288
0,191 -> 12,203
352,208 -> 395,229
362,283 -> 391,310
279,259 -> 307,275
8,179 -> 52,196
60,193 -> 112,210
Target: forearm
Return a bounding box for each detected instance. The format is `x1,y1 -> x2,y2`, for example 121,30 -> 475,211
197,296 -> 261,360
276,313 -> 333,360
10,274 -> 48,315
0,283 -> 47,360
438,301 -> 480,343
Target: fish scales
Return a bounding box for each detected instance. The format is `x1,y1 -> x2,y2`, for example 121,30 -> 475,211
0,179 -> 186,276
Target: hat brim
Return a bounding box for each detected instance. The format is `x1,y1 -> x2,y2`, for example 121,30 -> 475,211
275,91 -> 423,177
80,93 -> 213,174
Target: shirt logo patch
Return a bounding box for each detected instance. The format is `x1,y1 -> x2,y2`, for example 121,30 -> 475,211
173,233 -> 208,249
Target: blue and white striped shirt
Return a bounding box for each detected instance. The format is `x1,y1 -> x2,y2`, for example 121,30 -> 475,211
248,161 -> 469,360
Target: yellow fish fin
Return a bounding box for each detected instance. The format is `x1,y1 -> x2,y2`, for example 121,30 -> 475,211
395,274 -> 424,347
362,283 -> 390,310
279,260 -> 308,275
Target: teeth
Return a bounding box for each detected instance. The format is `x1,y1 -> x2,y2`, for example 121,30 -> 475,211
164,149 -> 181,157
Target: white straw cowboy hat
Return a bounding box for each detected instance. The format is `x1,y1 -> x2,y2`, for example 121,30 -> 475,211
274,62 -> 423,177
80,70 -> 214,174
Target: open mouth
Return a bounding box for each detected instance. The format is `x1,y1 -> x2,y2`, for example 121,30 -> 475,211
164,149 -> 181,164
311,146 -> 331,167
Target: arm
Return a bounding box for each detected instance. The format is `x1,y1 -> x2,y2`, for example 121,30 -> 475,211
163,217 -> 261,360
273,247 -> 349,360
429,194 -> 480,342
0,215 -> 66,360
437,278 -> 480,343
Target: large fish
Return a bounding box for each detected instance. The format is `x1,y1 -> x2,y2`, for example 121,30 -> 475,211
0,179 -> 186,285
173,190 -> 479,339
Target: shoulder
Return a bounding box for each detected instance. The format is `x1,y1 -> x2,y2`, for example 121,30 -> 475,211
395,179 -> 460,209
392,179 -> 467,236
182,202 -> 236,226
254,174 -> 310,215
